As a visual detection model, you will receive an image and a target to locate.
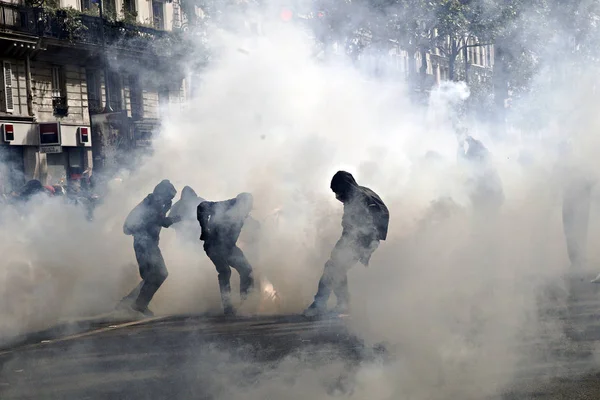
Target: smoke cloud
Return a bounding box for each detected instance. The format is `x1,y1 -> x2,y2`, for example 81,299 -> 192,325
2,0 -> 600,398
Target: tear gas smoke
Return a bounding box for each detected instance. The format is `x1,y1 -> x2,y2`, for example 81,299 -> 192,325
2,1 -> 600,398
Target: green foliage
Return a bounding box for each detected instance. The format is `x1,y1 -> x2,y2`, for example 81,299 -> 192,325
43,5 -> 89,42
121,3 -> 139,25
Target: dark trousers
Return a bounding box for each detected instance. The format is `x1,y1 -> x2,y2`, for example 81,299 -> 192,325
122,239 -> 169,310
312,236 -> 379,309
204,241 -> 254,311
562,180 -> 593,269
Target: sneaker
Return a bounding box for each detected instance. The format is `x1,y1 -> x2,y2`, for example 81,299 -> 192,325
115,299 -> 132,311
130,304 -> 155,317
224,306 -> 236,317
303,302 -> 327,317
331,304 -> 350,315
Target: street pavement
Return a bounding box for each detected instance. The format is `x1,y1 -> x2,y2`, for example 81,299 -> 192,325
0,313 -> 380,400
1,275 -> 600,399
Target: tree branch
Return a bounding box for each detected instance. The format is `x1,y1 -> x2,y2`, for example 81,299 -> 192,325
457,42 -> 493,53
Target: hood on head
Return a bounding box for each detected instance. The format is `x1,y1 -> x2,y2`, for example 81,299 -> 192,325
330,171 -> 358,201
153,179 -> 177,202
181,186 -> 197,199
461,136 -> 490,163
236,192 -> 254,213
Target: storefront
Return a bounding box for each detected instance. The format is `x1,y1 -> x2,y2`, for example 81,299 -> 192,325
45,147 -> 88,186
38,122 -> 92,186
0,121 -> 92,192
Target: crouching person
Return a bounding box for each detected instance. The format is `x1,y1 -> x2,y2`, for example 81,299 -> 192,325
198,193 -> 256,316
118,180 -> 181,317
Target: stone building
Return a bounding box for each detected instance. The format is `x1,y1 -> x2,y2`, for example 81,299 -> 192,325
0,0 -> 188,193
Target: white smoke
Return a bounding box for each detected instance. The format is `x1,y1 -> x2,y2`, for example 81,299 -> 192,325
1,3 -> 600,399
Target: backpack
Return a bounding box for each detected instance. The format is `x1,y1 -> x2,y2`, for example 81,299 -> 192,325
123,199 -> 147,236
362,187 -> 390,241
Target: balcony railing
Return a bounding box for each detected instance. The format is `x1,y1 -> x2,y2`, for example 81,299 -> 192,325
0,3 -> 40,36
0,4 -> 170,52
52,96 -> 68,117
41,11 -> 169,51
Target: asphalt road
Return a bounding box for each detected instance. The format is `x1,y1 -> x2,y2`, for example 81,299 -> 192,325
0,313 -> 381,400
1,275 -> 600,399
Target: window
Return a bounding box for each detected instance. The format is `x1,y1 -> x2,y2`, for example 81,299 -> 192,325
152,0 -> 164,29
108,72 -> 122,111
129,75 -> 143,120
123,0 -> 136,14
86,69 -> 102,113
52,65 -> 68,117
0,61 -> 13,112
80,0 -> 92,11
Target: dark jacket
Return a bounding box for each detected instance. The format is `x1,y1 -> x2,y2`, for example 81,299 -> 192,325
17,180 -> 47,202
169,186 -> 204,241
331,171 -> 389,243
169,186 -> 204,223
124,194 -> 177,244
197,197 -> 251,248
459,137 -> 505,210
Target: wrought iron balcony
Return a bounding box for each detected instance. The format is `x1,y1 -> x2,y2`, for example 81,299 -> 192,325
41,11 -> 170,51
52,96 -> 68,117
0,2 -> 40,36
0,3 -> 172,52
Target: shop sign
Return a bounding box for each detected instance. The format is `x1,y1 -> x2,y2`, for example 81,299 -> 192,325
39,122 -> 61,146
40,145 -> 62,154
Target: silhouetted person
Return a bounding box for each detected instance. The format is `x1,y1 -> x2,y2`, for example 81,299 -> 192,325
168,186 -> 205,244
304,171 -> 389,317
563,174 -> 595,273
458,136 -> 504,212
17,180 -> 46,202
198,193 -> 255,316
119,180 -> 181,316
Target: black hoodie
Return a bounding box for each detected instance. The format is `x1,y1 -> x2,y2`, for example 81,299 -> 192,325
123,180 -> 178,243
169,186 -> 204,223
330,171 -> 389,242
197,193 -> 253,248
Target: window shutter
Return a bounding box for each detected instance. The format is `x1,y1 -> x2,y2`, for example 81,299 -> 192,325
2,61 -> 14,112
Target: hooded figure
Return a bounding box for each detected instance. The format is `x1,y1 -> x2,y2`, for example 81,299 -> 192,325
458,136 -> 504,213
168,186 -> 205,244
198,192 -> 256,316
119,180 -> 181,316
304,171 -> 389,317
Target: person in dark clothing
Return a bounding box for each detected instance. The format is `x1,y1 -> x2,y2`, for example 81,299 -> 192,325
304,171 -> 389,317
17,180 -> 47,202
563,176 -> 594,273
458,136 -> 504,212
198,192 -> 255,316
119,180 -> 181,316
168,186 -> 205,244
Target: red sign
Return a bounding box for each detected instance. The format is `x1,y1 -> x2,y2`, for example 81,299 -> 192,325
79,127 -> 89,144
281,9 -> 293,21
39,122 -> 61,146
3,124 -> 14,142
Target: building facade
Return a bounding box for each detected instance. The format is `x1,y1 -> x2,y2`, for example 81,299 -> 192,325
0,0 -> 188,194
